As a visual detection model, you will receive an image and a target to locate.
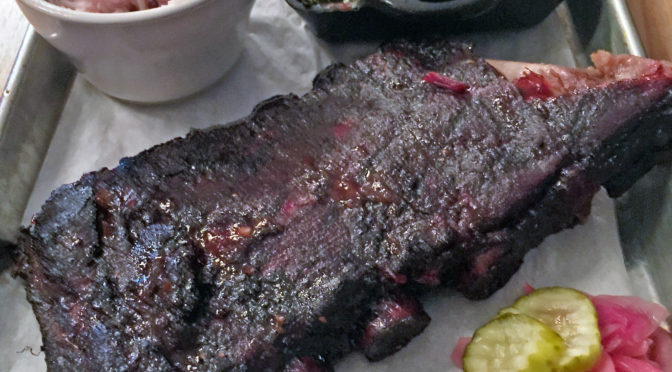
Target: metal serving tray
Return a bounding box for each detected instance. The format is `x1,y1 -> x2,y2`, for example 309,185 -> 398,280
0,0 -> 669,369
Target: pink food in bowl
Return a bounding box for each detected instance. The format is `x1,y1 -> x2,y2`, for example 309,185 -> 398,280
44,0 -> 185,12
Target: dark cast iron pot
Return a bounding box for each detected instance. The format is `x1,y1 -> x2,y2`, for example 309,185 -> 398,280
285,0 -> 564,42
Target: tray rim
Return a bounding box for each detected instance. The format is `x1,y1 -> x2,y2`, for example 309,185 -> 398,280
0,28 -> 75,242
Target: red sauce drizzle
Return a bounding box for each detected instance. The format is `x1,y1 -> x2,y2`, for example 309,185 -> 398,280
422,72 -> 469,93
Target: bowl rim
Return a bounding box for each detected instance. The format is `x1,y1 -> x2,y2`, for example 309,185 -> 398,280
16,0 -> 211,24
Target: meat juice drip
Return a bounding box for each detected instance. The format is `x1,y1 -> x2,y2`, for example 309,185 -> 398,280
360,294 -> 431,361
514,71 -> 555,100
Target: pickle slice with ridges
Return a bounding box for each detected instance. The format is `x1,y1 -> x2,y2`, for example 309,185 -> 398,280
508,287 -> 602,372
463,313 -> 566,372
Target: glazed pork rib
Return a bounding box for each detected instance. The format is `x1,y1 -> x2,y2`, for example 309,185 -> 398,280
17,40 -> 672,371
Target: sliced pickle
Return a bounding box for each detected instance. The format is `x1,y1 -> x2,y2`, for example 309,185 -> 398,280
509,287 -> 602,372
463,313 -> 566,372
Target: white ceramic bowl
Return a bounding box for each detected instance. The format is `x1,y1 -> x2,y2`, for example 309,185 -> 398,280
16,0 -> 254,103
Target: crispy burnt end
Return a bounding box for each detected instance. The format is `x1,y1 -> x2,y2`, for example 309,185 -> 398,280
284,356 -> 333,372
359,293 -> 431,361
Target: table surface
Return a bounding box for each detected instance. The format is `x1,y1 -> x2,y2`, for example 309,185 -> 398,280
1,1 -> 28,90
626,0 -> 672,61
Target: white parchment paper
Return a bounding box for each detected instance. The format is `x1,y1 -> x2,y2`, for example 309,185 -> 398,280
1,1 -> 636,371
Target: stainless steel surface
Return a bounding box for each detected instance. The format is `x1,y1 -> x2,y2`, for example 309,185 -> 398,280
0,1 -> 29,88
594,1 -> 672,313
0,1 -> 670,368
0,30 -> 74,241
554,2 -> 591,67
611,0 -> 646,56
617,161 -> 672,313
